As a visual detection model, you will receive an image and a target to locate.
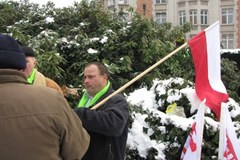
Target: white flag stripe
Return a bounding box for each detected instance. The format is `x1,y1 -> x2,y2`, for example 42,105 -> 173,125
218,103 -> 227,159
218,103 -> 240,159
196,99 -> 205,159
225,104 -> 240,159
205,21 -> 227,93
181,100 -> 205,160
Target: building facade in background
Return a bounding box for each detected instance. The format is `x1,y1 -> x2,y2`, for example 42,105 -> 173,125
100,0 -> 239,49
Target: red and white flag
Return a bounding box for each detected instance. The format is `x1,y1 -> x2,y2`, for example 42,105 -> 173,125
181,100 -> 205,160
188,21 -> 229,119
218,103 -> 240,159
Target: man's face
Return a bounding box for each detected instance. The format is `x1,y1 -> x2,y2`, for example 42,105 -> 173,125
23,57 -> 36,78
83,64 -> 107,97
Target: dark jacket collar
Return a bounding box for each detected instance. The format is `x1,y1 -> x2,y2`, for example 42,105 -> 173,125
0,69 -> 28,84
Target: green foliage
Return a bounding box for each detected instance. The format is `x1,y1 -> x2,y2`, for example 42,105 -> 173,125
221,58 -> 240,102
0,0 -> 238,98
37,50 -> 66,82
0,0 -> 192,92
125,148 -> 144,160
158,48 -> 195,81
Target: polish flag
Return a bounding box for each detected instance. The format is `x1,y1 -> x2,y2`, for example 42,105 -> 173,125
181,100 -> 205,160
218,103 -> 240,159
188,21 -> 229,119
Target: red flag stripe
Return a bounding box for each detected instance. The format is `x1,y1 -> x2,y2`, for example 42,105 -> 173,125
188,21 -> 229,118
224,133 -> 238,159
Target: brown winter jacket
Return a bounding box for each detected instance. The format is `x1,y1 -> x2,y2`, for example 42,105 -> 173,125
45,77 -> 64,95
0,69 -> 90,160
33,71 -> 64,96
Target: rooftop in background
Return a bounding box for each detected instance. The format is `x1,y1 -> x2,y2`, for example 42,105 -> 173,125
221,49 -> 240,54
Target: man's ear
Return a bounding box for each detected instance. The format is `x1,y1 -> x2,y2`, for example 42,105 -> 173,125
33,57 -> 37,65
102,74 -> 108,81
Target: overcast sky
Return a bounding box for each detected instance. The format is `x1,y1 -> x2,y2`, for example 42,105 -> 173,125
14,0 -> 78,8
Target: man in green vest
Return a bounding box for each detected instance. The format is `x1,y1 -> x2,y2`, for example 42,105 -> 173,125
21,46 -> 63,95
75,61 -> 129,160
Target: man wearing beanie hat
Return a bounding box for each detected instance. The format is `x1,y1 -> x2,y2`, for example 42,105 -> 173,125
21,46 -> 64,96
0,35 -> 26,69
0,34 -> 90,160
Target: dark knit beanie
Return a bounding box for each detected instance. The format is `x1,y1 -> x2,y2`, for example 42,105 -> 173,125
21,46 -> 35,57
0,34 -> 26,69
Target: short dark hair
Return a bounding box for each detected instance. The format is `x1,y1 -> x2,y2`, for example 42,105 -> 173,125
21,46 -> 35,57
85,61 -> 109,78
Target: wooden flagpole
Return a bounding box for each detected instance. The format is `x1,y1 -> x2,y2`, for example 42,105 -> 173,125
91,42 -> 188,110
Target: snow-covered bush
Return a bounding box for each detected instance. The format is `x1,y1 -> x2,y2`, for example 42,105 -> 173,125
126,78 -> 240,159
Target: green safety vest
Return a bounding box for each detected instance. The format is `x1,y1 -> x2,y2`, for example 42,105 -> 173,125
78,81 -> 110,108
27,68 -> 37,84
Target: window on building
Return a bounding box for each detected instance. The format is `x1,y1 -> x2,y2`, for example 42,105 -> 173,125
200,10 -> 208,25
155,0 -> 167,4
222,8 -> 234,24
108,0 -> 115,6
118,0 -> 128,4
179,11 -> 186,25
155,12 -> 167,24
189,10 -> 197,25
222,34 -> 234,49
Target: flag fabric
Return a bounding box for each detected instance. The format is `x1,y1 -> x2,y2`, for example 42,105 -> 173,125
181,100 -> 205,160
188,21 -> 229,119
218,103 -> 240,159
